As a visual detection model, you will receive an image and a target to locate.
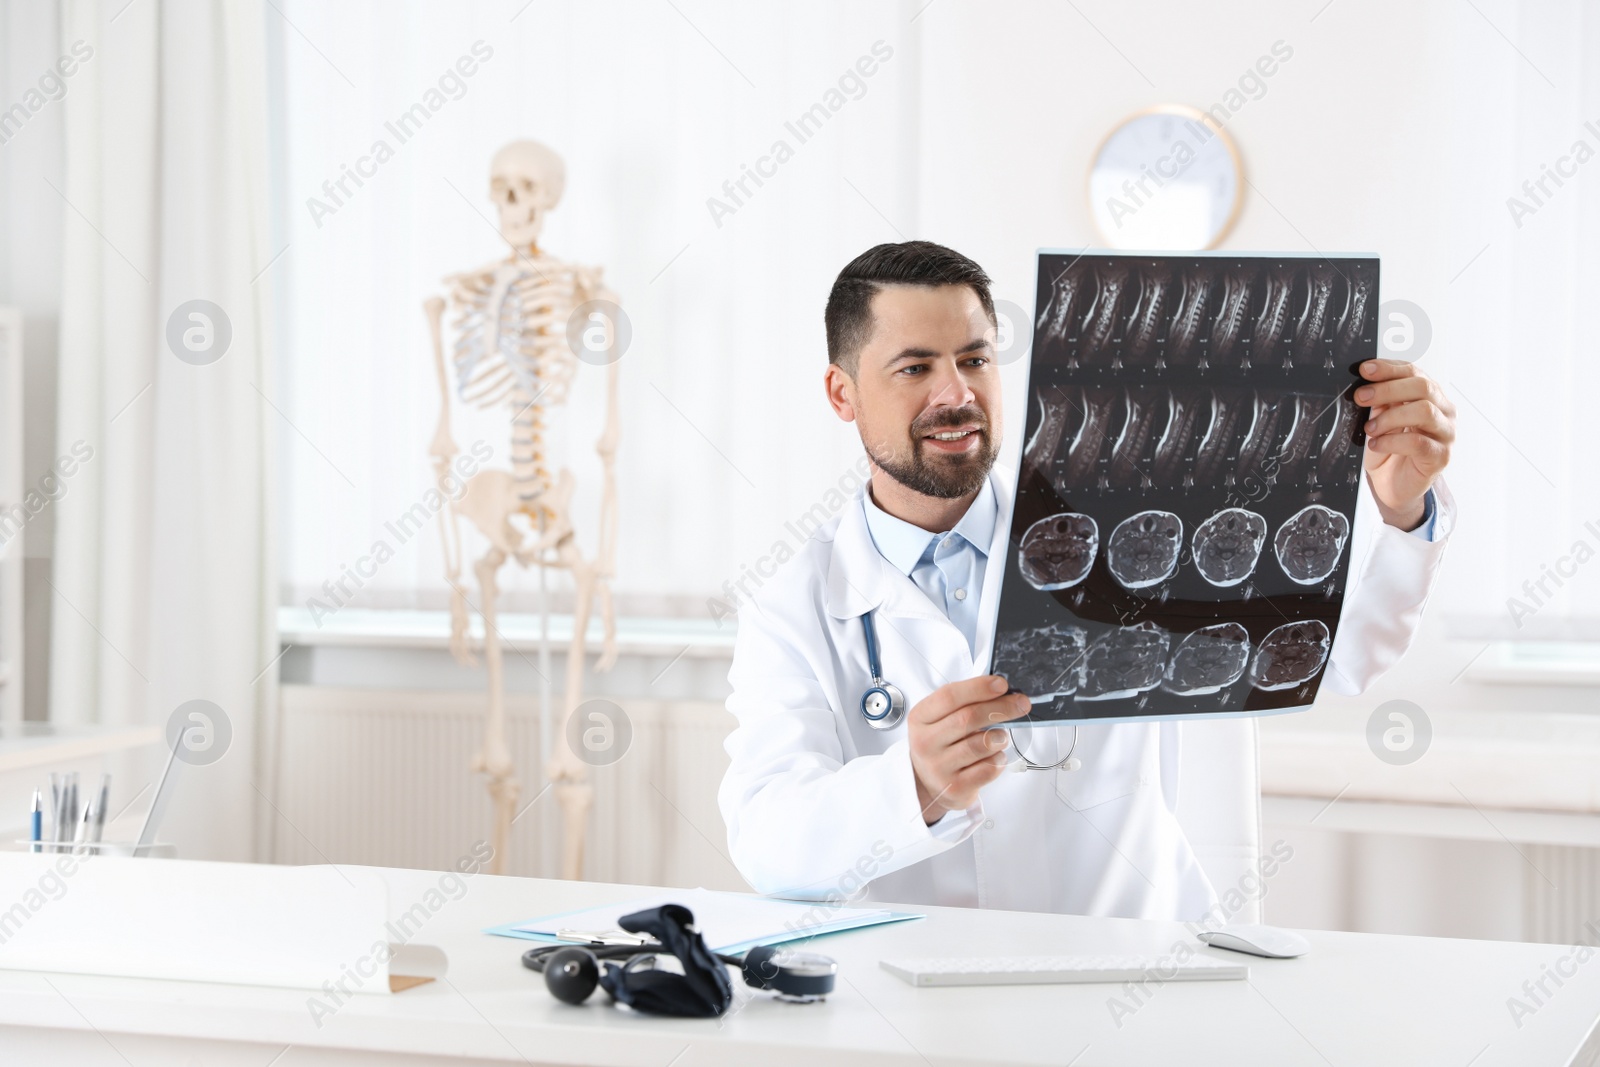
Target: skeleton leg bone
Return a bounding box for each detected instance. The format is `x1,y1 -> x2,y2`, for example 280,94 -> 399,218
470,546 -> 520,875
548,538 -> 599,881
593,356 -> 620,672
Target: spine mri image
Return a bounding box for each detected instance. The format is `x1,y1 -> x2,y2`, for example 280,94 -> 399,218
992,252 -> 1374,723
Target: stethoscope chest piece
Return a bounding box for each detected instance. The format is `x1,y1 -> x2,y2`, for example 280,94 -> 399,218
858,612 -> 907,730
860,682 -> 906,730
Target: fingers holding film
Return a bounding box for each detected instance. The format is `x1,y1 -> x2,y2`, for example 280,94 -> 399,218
1365,428 -> 1448,469
914,675 -> 1009,726
1365,399 -> 1455,442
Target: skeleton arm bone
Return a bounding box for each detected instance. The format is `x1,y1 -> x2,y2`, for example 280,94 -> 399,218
579,270 -> 622,672
425,296 -> 458,464
426,295 -> 476,666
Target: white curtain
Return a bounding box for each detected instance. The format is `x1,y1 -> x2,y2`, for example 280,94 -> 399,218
51,0 -> 275,861
1436,0 -> 1600,641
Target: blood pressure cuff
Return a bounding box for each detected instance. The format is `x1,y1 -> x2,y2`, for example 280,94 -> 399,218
598,904 -> 733,1017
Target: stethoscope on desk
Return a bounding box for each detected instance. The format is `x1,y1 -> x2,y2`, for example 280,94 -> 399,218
858,611 -> 1081,772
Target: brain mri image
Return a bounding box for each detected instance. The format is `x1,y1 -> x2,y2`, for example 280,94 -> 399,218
994,252 -> 1373,724
1162,622 -> 1252,696
1274,504 -> 1352,585
1248,620 -> 1332,691
991,624 -> 1088,698
1078,622 -> 1170,701
1191,508 -> 1267,587
1018,513 -> 1099,591
1107,510 -> 1183,590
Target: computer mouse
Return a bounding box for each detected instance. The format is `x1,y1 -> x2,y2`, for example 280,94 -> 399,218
1197,924 -> 1310,959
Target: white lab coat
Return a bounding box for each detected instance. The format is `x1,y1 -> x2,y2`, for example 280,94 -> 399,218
718,465 -> 1454,920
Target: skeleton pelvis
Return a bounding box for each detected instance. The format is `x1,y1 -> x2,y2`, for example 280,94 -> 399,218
456,468 -> 575,561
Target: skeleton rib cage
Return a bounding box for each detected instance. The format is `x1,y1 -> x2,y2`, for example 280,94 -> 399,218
446,258 -> 592,510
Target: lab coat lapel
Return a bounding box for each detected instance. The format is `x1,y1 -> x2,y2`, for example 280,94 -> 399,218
824,487 -> 944,623
824,467 -> 1017,681
827,497 -> 963,693
974,464 -> 1015,675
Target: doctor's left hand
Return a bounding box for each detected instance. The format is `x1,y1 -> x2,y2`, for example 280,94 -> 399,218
1357,359 -> 1455,531
909,676 -> 1032,826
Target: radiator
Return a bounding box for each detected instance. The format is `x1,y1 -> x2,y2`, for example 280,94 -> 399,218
272,685 -> 750,891
1525,844 -> 1600,947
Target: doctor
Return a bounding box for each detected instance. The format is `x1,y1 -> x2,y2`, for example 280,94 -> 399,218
718,241 -> 1455,918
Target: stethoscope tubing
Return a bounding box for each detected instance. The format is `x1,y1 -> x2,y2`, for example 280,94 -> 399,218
859,612 -> 907,729
1008,721 -> 1080,772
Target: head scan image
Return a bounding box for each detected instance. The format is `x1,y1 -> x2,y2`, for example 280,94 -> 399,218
1018,513 -> 1099,591
1274,505 -> 1351,585
1107,510 -> 1183,590
1191,508 -> 1267,588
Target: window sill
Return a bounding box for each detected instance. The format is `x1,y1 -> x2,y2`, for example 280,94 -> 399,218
1462,641 -> 1600,687
275,606 -> 737,659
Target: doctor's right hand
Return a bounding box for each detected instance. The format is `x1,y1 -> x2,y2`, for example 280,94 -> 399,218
909,675 -> 1032,826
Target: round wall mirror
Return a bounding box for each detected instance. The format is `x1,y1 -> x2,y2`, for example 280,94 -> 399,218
1087,105 -> 1244,250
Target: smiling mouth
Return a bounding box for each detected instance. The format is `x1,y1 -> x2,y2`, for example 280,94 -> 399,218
921,426 -> 984,452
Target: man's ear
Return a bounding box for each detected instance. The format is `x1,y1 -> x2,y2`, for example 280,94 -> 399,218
824,363 -> 858,423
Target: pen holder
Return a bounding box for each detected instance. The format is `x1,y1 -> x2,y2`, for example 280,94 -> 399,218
16,840 -> 176,858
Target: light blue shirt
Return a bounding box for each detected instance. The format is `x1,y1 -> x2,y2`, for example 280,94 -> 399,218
1412,487 -> 1438,541
862,479 -> 998,659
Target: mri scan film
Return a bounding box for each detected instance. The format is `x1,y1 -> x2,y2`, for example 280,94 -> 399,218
989,251 -> 1372,724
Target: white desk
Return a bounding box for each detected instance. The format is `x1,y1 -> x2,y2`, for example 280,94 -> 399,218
0,864 -> 1596,1067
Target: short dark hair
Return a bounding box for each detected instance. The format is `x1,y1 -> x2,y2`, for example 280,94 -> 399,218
824,241 -> 996,375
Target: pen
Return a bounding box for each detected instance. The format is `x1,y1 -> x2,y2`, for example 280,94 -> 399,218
48,773 -> 61,852
91,775 -> 110,844
73,799 -> 91,854
67,772 -> 78,843
30,788 -> 40,853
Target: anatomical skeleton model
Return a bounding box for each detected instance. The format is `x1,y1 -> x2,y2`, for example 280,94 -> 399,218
423,140 -> 620,878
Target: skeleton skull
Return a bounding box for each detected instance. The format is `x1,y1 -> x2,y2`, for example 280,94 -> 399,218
489,139 -> 566,249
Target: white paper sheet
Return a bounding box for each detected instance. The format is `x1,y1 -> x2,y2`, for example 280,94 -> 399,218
0,852 -> 403,992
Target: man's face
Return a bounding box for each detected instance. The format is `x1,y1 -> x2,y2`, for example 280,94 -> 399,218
828,284 -> 1003,499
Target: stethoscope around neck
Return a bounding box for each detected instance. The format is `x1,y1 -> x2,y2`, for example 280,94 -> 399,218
857,611 -> 1081,772
858,611 -> 908,729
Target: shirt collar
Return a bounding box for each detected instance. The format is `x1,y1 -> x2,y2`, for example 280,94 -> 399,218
861,476 -> 998,577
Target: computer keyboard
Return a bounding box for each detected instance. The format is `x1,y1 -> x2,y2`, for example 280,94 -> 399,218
879,953 -> 1248,987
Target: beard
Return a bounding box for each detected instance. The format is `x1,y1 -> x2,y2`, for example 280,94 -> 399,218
866,404 -> 999,500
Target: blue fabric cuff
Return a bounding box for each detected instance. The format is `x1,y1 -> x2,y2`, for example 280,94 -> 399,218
1407,488 -> 1437,541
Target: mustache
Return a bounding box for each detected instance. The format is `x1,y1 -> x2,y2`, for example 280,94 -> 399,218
912,405 -> 989,437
